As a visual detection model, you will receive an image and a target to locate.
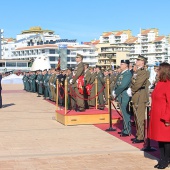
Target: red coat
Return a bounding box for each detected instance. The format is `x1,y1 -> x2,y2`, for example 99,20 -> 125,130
148,81 -> 170,142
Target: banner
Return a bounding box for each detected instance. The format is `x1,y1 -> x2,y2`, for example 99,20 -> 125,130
58,44 -> 67,70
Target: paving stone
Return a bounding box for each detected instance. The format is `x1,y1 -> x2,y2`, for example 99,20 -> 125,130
0,84 -> 157,169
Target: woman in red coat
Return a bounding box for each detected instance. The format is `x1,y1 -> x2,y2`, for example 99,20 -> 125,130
148,62 -> 170,169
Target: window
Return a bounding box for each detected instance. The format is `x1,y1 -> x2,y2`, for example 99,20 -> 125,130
42,49 -> 45,53
6,62 -> 16,67
71,58 -> 76,62
50,64 -> 56,68
17,63 -> 27,67
49,57 -> 56,61
67,50 -> 70,54
67,57 -> 70,61
49,49 -> 55,54
0,62 -> 5,67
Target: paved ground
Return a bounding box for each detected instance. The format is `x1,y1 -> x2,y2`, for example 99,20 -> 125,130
0,84 -> 158,170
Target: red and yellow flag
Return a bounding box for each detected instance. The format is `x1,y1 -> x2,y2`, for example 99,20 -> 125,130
56,57 -> 60,70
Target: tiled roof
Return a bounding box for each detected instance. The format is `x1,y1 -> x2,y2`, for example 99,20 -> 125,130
83,42 -> 92,45
154,36 -> 165,42
7,38 -> 14,42
92,40 -> 100,45
103,32 -> 112,37
141,29 -> 151,35
115,31 -> 123,36
124,37 -> 137,44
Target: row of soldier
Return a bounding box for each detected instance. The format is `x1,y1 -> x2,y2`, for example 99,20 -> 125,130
23,53 -> 151,144
22,62 -> 120,110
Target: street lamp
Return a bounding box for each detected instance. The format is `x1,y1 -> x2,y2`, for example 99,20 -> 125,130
0,29 -> 4,59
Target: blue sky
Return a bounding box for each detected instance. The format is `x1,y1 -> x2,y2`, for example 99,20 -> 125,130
0,0 -> 170,43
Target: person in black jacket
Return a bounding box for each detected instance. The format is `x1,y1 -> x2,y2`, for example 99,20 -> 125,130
0,74 -> 2,108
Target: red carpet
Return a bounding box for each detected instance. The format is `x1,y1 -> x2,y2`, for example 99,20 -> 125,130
46,99 -> 159,159
94,122 -> 159,159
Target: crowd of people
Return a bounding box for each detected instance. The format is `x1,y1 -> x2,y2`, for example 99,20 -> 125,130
22,53 -> 170,169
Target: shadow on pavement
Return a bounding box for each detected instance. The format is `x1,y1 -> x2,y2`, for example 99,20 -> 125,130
2,103 -> 15,108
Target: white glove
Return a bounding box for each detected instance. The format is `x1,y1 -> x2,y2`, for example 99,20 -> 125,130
127,87 -> 132,97
70,79 -> 73,84
112,90 -> 116,98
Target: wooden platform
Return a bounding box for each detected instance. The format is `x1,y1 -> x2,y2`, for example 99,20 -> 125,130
56,107 -> 120,126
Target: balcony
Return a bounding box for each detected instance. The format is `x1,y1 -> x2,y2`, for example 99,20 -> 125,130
142,43 -> 148,47
141,35 -> 148,40
155,49 -> 162,53
155,45 -> 162,49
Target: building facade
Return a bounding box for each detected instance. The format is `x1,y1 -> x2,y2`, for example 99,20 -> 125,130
127,28 -> 170,65
1,27 -> 98,71
94,30 -> 132,69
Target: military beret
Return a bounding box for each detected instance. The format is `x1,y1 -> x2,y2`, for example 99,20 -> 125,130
121,60 -> 130,65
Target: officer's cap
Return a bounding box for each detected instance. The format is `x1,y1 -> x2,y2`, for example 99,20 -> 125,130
67,67 -> 73,72
84,63 -> 89,67
76,53 -> 83,59
121,60 -> 130,65
43,69 -> 47,72
95,65 -> 101,70
137,55 -> 147,63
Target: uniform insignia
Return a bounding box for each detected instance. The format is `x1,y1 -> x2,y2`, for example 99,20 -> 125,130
119,75 -> 123,80
133,73 -> 137,79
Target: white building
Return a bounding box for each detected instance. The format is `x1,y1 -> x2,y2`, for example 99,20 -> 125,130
127,29 -> 170,65
99,30 -> 132,44
1,27 -> 98,71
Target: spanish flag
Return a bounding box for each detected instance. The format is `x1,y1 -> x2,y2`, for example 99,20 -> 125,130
56,56 -> 60,70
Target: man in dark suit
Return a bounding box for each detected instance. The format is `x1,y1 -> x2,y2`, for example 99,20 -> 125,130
0,73 -> 2,108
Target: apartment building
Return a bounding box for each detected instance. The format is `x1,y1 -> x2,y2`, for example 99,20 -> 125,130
1,27 -> 98,71
95,30 -> 132,69
127,28 -> 169,65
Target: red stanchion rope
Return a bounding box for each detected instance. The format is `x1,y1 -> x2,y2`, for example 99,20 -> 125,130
68,84 -> 105,101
